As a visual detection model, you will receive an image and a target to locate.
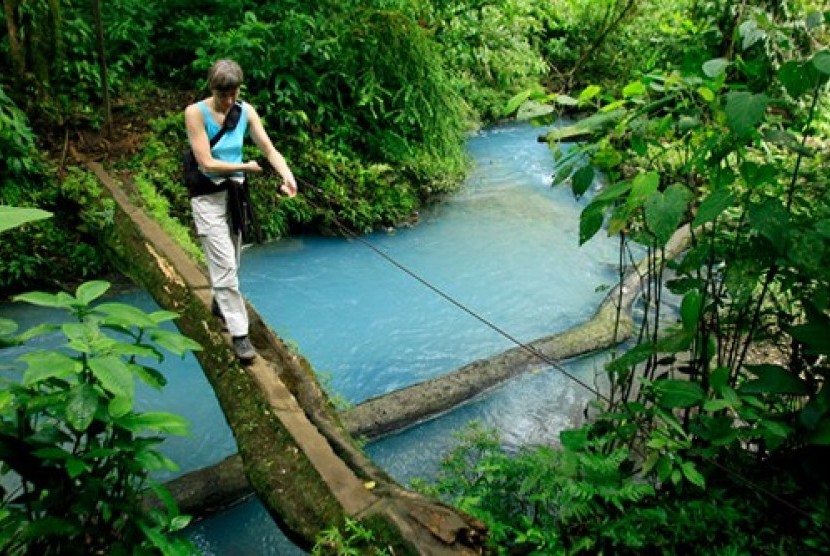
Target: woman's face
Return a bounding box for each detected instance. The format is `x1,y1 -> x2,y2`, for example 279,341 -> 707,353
212,87 -> 239,113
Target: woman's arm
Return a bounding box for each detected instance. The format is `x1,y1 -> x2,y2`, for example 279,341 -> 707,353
185,103 -> 261,175
246,104 -> 298,197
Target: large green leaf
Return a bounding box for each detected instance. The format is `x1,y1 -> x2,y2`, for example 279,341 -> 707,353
693,188 -> 735,227
626,172 -> 660,212
811,49 -> 830,76
740,364 -> 810,395
571,165 -> 595,197
149,329 -> 202,356
654,379 -> 705,408
790,321 -> 830,355
579,202 -> 605,245
65,384 -> 99,432
748,199 -> 789,253
725,92 -> 768,137
149,310 -> 181,325
16,322 -> 60,342
644,184 -> 692,246
89,356 -> 134,399
559,427 -> 589,451
607,343 -> 654,375
702,58 -> 729,78
0,318 -> 18,337
763,130 -> 814,157
75,281 -> 111,305
680,291 -> 702,333
118,412 -> 190,436
13,291 -> 69,309
778,60 -> 818,98
95,302 -> 158,329
20,351 -> 80,384
593,180 -> 631,204
0,206 -> 52,234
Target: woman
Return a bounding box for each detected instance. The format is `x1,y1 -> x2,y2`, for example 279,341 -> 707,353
185,59 -> 297,361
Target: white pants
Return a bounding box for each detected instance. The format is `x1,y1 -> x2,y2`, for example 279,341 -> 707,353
191,190 -> 248,337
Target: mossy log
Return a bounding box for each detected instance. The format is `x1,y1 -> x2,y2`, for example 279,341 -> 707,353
88,162 -> 486,554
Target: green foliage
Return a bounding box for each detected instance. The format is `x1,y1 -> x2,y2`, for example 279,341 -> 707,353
410,0 -> 550,123
312,516 -> 395,555
0,280 -> 198,554
0,166 -> 114,295
184,4 -> 469,189
0,87 -> 43,200
426,422 -> 828,554
0,207 -> 52,234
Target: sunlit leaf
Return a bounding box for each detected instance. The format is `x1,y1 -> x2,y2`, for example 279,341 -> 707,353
622,81 -> 646,98
702,58 -> 729,77
95,302 -> 157,329
149,329 -> 202,356
12,291 -> 67,309
504,89 -> 536,116
16,322 -> 60,343
108,394 -> 132,418
644,184 -> 692,246
626,172 -> 659,212
0,318 -> 18,337
20,351 -> 80,384
75,281 -> 110,305
0,206 -> 52,233
118,412 -> 190,436
577,85 -> 601,106
681,461 -> 705,488
89,356 -> 134,399
554,94 -> 578,106
149,310 -> 180,325
593,180 -> 631,204
697,86 -> 715,102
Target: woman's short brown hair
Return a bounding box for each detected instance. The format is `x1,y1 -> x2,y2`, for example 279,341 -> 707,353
207,59 -> 243,92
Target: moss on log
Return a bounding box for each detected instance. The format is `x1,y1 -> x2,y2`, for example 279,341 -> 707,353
89,162 -> 486,553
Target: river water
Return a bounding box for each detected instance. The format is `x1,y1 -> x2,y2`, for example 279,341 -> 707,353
1,121 -> 626,554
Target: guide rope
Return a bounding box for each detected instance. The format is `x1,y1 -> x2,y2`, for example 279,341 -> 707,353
294,176 -> 608,402
276,174 -> 817,522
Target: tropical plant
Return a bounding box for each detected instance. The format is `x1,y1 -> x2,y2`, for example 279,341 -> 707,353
428,4 -> 830,553
0,279 -> 199,554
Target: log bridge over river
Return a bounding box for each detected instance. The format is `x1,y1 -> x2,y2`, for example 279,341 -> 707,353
88,161 -> 690,554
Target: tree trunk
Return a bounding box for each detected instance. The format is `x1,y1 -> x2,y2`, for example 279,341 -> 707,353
90,0 -> 112,137
3,0 -> 25,80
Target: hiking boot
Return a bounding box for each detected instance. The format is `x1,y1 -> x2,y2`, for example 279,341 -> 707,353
212,298 -> 228,331
232,335 -> 257,361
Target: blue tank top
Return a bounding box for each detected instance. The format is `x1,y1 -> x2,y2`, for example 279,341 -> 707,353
198,100 -> 249,180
